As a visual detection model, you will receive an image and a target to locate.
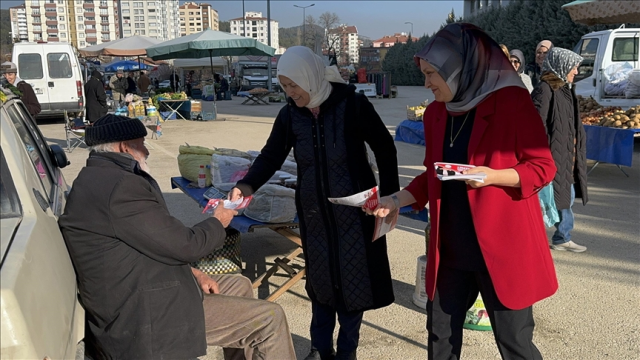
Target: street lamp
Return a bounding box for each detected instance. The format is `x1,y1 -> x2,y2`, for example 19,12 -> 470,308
294,4 -> 315,46
404,22 -> 413,35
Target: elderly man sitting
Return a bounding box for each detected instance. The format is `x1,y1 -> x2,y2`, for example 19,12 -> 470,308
59,114 -> 296,360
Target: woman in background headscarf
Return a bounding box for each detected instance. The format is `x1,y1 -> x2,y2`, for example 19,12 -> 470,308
510,49 -> 534,92
368,23 -> 557,360
85,69 -> 109,123
526,40 -> 553,88
229,46 -> 400,360
531,47 -> 588,254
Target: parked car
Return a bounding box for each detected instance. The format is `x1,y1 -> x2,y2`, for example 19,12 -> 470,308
158,80 -> 171,89
573,26 -> 640,109
0,86 -> 84,359
12,42 -> 85,118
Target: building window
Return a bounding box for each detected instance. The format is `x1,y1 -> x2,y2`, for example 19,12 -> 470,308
79,40 -> 85,46
86,16 -> 95,21
77,7 -> 83,13
150,29 -> 157,34
79,33 -> 85,38
148,9 -> 155,12
31,0 -> 40,5
46,16 -> 56,21
123,30 -> 131,35
138,29 -> 145,35
58,16 -> 64,21
133,2 -> 143,8
252,21 -> 256,25
196,28 -> 201,31
60,32 -> 66,38
102,25 -> 109,31
77,15 -> 83,21
149,15 -> 156,20
58,7 -> 64,12
34,25 -> 42,31
121,2 -> 128,7
147,1 -> 155,6
32,9 -> 41,15
101,16 -> 108,22
122,9 -> 129,14
86,24 -> 95,29
59,24 -> 65,30
78,24 -> 84,29
100,9 -> 107,15
101,34 -> 110,40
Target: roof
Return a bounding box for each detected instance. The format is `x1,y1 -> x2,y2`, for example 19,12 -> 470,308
229,16 -> 274,21
373,34 -> 419,45
180,3 -> 200,10
328,25 -> 358,35
10,4 -> 25,9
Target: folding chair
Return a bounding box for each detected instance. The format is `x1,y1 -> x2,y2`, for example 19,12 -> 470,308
64,110 -> 88,153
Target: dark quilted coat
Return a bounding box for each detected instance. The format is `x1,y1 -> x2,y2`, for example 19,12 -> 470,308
531,73 -> 588,210
236,83 -> 399,312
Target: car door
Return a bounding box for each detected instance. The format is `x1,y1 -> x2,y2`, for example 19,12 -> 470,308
46,51 -> 80,108
0,100 -> 82,360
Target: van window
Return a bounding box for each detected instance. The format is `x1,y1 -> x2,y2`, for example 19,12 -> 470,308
574,38 -> 599,82
47,53 -> 73,79
612,38 -> 639,62
17,54 -> 44,80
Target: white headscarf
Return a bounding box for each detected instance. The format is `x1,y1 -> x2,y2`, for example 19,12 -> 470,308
276,46 -> 346,109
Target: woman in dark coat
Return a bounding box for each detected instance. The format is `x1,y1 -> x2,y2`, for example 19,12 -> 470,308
85,70 -> 108,123
229,46 -> 399,360
126,72 -> 137,94
531,47 -> 589,253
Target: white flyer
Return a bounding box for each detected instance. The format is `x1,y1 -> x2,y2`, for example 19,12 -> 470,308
328,186 -> 398,242
434,162 -> 486,183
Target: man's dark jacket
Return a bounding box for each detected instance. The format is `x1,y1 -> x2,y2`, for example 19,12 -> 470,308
525,62 -> 542,88
59,152 -> 226,359
236,83 -> 399,312
85,75 -> 108,122
17,80 -> 41,117
531,73 -> 588,210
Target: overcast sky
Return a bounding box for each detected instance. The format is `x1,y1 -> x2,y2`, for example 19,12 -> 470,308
2,0 -> 465,40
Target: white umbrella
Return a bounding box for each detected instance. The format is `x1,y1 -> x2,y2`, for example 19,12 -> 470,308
78,36 -> 163,57
562,0 -> 640,26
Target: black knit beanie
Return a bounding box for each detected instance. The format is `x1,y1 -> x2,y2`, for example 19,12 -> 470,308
85,114 -> 147,146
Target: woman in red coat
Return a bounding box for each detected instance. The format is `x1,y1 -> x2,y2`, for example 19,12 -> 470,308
370,24 -> 558,359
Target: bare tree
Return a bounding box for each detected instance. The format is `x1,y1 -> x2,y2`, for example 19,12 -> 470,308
304,15 -> 319,50
318,12 -> 340,59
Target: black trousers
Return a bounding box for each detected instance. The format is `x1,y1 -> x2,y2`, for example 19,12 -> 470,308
427,265 -> 543,360
310,300 -> 363,359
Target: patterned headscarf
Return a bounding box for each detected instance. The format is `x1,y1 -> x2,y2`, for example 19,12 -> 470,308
414,23 -> 525,112
542,47 -> 583,83
277,46 -> 346,109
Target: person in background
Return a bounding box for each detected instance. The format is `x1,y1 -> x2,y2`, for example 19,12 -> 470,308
109,70 -> 127,106
526,40 -> 553,88
137,70 -> 151,96
369,23 -> 558,360
531,47 -> 588,253
85,70 -> 108,123
170,71 -> 180,91
229,46 -> 400,360
126,72 -> 137,95
1,61 -> 41,117
214,73 -> 229,98
509,49 -> 534,92
186,70 -> 195,97
153,77 -> 160,89
59,114 -> 297,360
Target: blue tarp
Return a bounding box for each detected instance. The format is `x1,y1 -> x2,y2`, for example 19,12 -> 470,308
104,60 -> 151,72
584,125 -> 640,167
395,120 -> 425,146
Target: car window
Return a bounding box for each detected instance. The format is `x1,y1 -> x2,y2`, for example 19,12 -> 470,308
0,150 -> 22,220
612,38 -> 639,62
47,53 -> 73,79
5,103 -> 55,199
574,38 -> 599,82
17,53 -> 44,80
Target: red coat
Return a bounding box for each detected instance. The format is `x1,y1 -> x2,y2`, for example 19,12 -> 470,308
405,87 -> 558,310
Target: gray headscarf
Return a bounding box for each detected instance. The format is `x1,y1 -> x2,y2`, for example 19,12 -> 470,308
509,49 -> 526,74
542,47 -> 583,83
414,23 -> 525,113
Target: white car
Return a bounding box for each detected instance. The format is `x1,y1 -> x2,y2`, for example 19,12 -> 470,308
158,80 -> 171,88
0,86 -> 84,359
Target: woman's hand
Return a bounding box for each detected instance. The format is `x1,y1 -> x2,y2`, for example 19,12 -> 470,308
463,166 -> 521,188
364,196 -> 396,218
228,187 -> 243,201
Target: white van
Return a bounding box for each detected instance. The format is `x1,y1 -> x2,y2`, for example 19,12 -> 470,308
573,26 -> 639,109
12,42 -> 85,118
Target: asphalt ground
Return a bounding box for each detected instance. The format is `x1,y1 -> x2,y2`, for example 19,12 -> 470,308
40,86 -> 639,360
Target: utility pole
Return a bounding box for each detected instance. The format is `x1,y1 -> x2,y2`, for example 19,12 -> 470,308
404,21 -> 413,35
294,4 -> 315,46
267,0 -> 272,91
242,0 -> 246,37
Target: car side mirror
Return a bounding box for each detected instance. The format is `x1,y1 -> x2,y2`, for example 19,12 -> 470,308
49,145 -> 70,169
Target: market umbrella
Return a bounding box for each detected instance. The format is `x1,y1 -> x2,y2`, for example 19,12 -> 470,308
78,35 -> 163,57
562,0 -> 640,26
104,60 -> 152,72
146,29 -> 276,78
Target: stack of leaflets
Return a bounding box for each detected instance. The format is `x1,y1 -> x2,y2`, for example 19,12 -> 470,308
434,162 -> 486,183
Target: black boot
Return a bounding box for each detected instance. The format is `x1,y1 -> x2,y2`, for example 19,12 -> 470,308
335,350 -> 357,360
304,347 -> 336,360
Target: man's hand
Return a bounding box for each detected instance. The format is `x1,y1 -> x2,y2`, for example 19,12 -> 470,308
212,206 -> 237,228
191,268 -> 219,294
228,187 -> 243,202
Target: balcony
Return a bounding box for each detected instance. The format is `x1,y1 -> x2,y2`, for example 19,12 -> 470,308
85,28 -> 97,33
85,11 -> 95,17
85,20 -> 96,25
84,3 -> 95,9
45,11 -> 57,17
32,19 -> 42,25
45,20 -> 57,26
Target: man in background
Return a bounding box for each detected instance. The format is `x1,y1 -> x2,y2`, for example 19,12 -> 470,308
109,69 -> 127,106
1,61 -> 41,117
137,70 -> 151,96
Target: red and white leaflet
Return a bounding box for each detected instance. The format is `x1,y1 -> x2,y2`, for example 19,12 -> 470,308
328,186 -> 398,241
433,162 -> 486,183
202,196 -> 253,214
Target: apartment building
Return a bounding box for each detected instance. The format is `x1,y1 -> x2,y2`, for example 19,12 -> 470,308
179,2 -> 219,37
326,25 -> 359,66
372,32 -> 419,48
118,0 -> 180,40
229,12 -> 279,50
25,0 -> 120,48
463,0 -> 514,19
10,5 -> 29,42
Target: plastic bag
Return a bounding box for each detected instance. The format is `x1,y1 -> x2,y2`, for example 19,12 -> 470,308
625,69 -> 640,98
603,62 -> 633,96
177,145 -> 215,187
211,154 -> 251,191
539,183 -> 559,228
244,184 -> 296,223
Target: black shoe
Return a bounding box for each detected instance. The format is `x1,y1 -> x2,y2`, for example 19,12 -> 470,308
335,350 -> 357,360
304,347 -> 336,360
